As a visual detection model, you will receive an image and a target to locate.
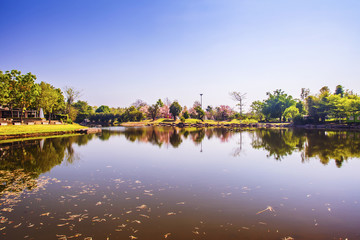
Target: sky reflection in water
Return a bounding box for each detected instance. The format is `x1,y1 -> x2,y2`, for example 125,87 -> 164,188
1,127 -> 360,240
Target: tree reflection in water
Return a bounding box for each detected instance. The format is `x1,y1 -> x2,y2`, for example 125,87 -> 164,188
104,127 -> 360,168
1,127 -> 359,184
0,135 -> 94,197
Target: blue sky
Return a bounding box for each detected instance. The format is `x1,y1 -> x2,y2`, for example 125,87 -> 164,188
1,0 -> 359,110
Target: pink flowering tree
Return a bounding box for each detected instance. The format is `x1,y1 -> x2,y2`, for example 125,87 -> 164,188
159,105 -> 171,119
215,105 -> 234,121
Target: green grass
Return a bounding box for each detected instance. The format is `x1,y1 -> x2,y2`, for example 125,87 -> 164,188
0,124 -> 87,136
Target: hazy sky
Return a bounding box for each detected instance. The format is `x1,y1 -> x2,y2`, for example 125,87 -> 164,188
1,0 -> 359,110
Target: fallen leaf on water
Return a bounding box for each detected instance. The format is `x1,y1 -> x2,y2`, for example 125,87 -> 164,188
129,236 -> 137,239
132,220 -> 141,224
57,223 -> 69,227
40,212 -> 50,216
137,204 -> 147,209
176,202 -> 185,205
256,206 -> 275,215
13,223 -> 22,228
68,234 -> 82,239
96,201 -> 102,206
164,233 -> 171,238
167,212 -> 176,216
140,214 -> 150,218
1,208 -> 14,212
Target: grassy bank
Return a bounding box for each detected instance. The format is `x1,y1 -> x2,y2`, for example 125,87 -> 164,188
0,124 -> 87,136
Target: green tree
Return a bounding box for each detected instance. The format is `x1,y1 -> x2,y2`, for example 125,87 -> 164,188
250,100 -> 265,121
38,82 -> 65,123
283,105 -> 300,122
123,106 -> 143,121
156,99 -> 164,107
73,100 -> 94,122
15,72 -> 40,122
335,85 -> 344,97
262,89 -> 295,122
169,101 -> 182,120
148,104 -> 160,121
194,106 -> 205,121
182,110 -> 189,119
96,105 -> 111,113
306,86 -> 332,123
0,71 -> 10,106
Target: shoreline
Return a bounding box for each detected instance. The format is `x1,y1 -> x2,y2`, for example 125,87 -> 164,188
2,121 -> 360,142
120,121 -> 360,131
0,127 -> 102,141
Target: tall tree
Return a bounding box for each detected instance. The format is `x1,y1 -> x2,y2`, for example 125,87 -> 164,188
64,86 -> 81,107
0,71 -> 10,106
194,106 -> 205,121
300,88 -> 310,101
335,85 -> 344,97
250,100 -> 265,121
132,99 -> 147,109
64,86 -> 81,119
38,82 -> 65,123
229,91 -> 247,114
262,89 -> 295,122
15,72 -> 40,121
169,101 -> 182,120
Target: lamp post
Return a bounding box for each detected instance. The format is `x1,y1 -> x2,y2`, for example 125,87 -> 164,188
200,94 -> 203,109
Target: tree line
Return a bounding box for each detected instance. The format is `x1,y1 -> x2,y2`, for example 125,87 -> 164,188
0,70 -> 65,122
1,70 -> 360,124
251,86 -> 360,123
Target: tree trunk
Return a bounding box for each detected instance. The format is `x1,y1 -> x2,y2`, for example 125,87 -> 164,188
20,105 -> 25,123
49,112 -> 52,124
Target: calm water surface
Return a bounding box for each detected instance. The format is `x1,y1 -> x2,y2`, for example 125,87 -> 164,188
1,127 -> 360,240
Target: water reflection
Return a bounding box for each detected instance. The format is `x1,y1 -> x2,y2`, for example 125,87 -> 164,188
102,127 -> 360,168
0,136 -> 86,175
1,128 -> 359,176
1,127 -> 360,239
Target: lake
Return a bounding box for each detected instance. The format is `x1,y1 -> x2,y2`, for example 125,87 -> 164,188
1,127 -> 360,240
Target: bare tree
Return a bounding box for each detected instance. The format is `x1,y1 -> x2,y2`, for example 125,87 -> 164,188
163,97 -> 171,106
300,88 -> 310,101
132,99 -> 147,108
229,91 -> 247,114
64,86 -> 82,113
